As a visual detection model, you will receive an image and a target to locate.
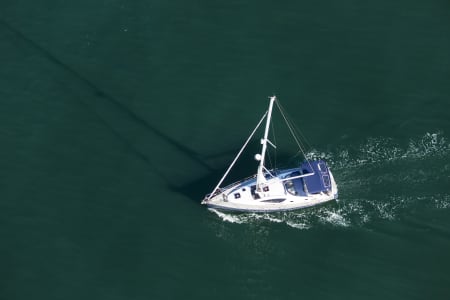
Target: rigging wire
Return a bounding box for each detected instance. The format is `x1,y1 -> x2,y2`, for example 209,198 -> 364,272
208,96 -> 318,201
268,115 -> 277,171
275,99 -> 313,165
207,110 -> 268,200
276,100 -> 313,149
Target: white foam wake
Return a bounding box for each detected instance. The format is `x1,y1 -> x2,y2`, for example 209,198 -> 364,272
208,132 -> 450,230
320,131 -> 450,170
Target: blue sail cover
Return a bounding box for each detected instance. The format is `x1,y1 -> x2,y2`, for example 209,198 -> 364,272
300,160 -> 332,194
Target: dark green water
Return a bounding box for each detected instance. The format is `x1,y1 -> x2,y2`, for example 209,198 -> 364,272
1,1 -> 450,299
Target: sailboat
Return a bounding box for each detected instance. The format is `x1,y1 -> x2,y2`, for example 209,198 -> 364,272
201,96 -> 338,212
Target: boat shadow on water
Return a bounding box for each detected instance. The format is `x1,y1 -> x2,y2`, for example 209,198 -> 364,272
172,144 -> 269,202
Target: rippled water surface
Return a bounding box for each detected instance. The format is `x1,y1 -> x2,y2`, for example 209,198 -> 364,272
1,1 -> 450,299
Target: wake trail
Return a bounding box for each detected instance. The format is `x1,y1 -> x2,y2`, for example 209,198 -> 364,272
209,132 -> 450,230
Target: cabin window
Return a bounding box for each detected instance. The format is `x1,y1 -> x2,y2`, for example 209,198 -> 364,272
285,180 -> 297,195
322,175 -> 331,188
261,198 -> 285,203
318,162 -> 327,171
234,193 -> 241,199
263,186 -> 269,192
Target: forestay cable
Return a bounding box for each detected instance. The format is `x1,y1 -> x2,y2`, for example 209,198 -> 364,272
207,111 -> 268,200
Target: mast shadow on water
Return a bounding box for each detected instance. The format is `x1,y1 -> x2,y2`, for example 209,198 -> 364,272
0,18 -> 223,190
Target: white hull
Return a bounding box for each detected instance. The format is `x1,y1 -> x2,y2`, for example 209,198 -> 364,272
201,96 -> 339,213
202,168 -> 338,212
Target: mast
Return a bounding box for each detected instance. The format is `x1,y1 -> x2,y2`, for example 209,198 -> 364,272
256,96 -> 276,189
